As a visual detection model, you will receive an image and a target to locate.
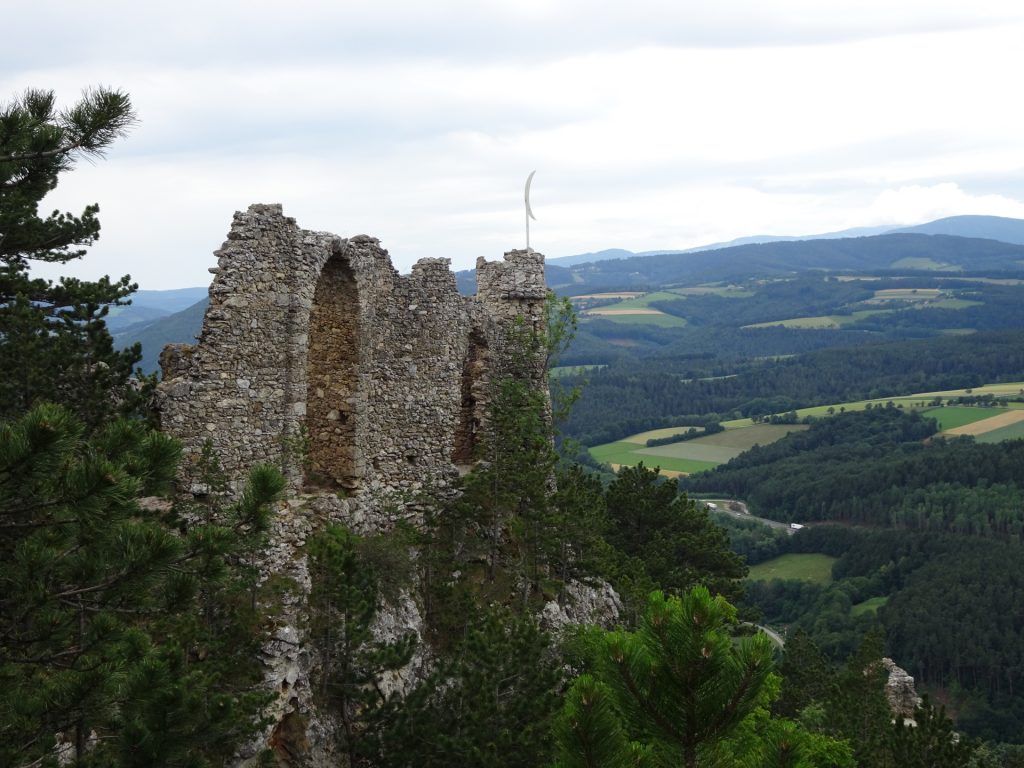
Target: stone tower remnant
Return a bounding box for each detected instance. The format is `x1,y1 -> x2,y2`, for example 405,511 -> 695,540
157,203 -> 547,523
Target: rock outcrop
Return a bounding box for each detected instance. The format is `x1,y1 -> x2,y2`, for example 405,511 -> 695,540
157,205 -> 554,765
883,657 -> 923,724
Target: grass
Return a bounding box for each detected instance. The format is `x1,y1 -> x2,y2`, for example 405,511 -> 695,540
668,286 -> 754,298
745,315 -> 841,329
744,309 -> 893,329
851,596 -> 889,616
623,426 -> 704,444
589,442 -> 718,475
582,312 -> 687,328
602,291 -> 679,309
580,291 -> 688,328
922,406 -> 1008,430
549,364 -> 606,378
976,420 -> 1024,444
713,381 -> 1024,426
637,442 -> 741,465
889,257 -> 959,271
872,288 -> 942,300
693,424 -> 807,450
593,380 -> 1024,474
747,554 -> 837,584
597,423 -> 805,471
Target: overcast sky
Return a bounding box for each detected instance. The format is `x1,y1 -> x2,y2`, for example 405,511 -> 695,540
6,1 -> 1024,288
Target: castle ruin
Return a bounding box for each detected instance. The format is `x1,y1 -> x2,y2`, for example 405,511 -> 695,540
157,203 -> 547,520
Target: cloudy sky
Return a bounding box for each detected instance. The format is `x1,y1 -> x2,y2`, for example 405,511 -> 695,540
6,1 -> 1024,288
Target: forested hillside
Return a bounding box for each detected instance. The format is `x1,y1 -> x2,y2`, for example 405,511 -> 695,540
560,330 -> 1024,444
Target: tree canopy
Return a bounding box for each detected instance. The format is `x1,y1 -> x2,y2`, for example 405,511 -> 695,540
0,87 -> 142,426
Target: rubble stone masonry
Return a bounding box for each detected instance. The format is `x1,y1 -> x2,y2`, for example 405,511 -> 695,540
157,204 -> 547,526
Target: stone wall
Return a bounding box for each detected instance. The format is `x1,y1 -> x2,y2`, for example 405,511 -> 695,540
157,203 -> 547,522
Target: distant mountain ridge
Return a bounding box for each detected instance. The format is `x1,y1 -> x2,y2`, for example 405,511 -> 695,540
888,215 -> 1024,244
114,298 -> 208,373
546,233 -> 1024,294
105,287 -> 208,331
546,215 -> 1024,268
117,215 -> 1024,372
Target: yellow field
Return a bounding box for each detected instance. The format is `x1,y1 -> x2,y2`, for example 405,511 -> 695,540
571,292 -> 644,300
587,308 -> 666,316
944,410 -> 1024,437
871,288 -> 941,300
609,463 -> 687,479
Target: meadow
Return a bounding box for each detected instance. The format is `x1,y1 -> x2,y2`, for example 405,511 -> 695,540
591,423 -> 807,474
746,553 -> 837,584
588,381 -> 1024,477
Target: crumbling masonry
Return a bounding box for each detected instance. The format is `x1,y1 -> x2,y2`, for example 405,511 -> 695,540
158,203 -> 547,522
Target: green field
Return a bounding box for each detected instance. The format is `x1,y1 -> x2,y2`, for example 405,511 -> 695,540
745,309 -> 892,329
578,291 -> 688,327
922,406 -> 1008,430
889,257 -> 959,271
872,288 -> 941,300
636,442 -> 739,465
747,554 -> 837,584
598,291 -> 678,309
588,442 -> 718,475
976,420 -> 1024,444
549,364 -> 606,378
591,380 -> 1024,474
718,381 -> 1024,425
851,596 -> 889,616
583,312 -> 687,328
667,286 -> 754,298
595,423 -> 807,471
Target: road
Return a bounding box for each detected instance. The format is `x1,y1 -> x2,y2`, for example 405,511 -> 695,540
702,499 -> 797,535
755,624 -> 785,648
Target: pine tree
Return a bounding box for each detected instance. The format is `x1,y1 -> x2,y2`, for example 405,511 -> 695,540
605,464 -> 747,601
377,607 -> 561,768
554,588 -> 853,768
307,524 -> 416,766
0,87 -> 142,426
0,403 -> 284,766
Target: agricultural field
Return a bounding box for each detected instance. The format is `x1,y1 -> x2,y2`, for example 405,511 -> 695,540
870,287 -> 942,301
747,553 -> 837,584
578,290 -> 687,327
589,441 -> 719,475
591,423 -> 807,474
737,381 -> 1024,424
976,419 -> 1024,444
943,409 -> 1024,438
589,381 -> 1024,476
585,312 -> 687,328
740,285 -> 983,331
851,596 -> 889,617
667,285 -> 753,298
549,364 -> 607,378
744,309 -> 891,330
922,405 -> 1009,430
888,256 -> 958,270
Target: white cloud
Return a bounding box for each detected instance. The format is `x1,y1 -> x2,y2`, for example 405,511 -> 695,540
8,2 -> 1024,287
860,183 -> 1024,226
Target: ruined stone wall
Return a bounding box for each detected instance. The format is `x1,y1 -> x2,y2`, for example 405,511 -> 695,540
157,204 -> 547,522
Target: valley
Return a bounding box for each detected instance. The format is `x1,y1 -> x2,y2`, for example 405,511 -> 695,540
105,213 -> 1024,751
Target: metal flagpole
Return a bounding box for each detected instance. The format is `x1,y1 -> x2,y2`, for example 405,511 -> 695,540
524,170 -> 537,251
